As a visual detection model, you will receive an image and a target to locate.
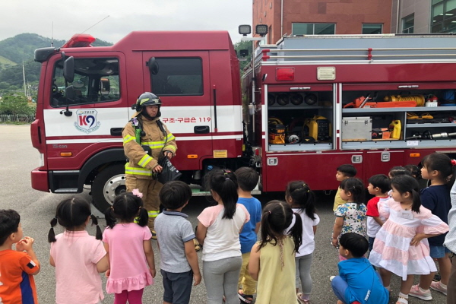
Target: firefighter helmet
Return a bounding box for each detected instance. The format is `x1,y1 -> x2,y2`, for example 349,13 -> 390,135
135,92 -> 162,112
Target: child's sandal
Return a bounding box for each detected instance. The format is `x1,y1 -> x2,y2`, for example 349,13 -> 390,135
238,290 -> 253,304
396,295 -> 408,304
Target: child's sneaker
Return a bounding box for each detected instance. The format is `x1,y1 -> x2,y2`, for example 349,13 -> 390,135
329,276 -> 335,281
409,284 -> 432,301
430,281 -> 447,296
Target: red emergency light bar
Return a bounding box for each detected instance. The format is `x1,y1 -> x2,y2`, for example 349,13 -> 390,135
62,34 -> 96,48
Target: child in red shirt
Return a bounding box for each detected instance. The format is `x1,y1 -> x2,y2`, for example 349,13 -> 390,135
366,174 -> 390,253
0,209 -> 40,304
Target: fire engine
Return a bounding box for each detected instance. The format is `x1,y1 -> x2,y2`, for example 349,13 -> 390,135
31,31 -> 456,211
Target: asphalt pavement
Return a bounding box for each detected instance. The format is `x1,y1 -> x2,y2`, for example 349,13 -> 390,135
0,124 -> 444,303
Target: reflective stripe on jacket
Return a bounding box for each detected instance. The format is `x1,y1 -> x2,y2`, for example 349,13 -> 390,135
122,116 -> 177,179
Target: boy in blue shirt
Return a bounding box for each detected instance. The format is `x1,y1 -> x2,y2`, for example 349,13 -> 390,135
155,181 -> 201,304
235,167 -> 262,304
331,233 -> 388,304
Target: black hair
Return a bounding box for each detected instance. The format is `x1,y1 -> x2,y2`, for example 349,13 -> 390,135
208,169 -> 239,219
48,197 -> 102,242
421,153 -> 456,186
336,164 -> 357,177
368,174 -> 391,193
391,175 -> 421,213
159,181 -> 192,210
339,233 -> 369,258
340,177 -> 365,204
235,167 -> 259,192
285,181 -> 316,220
0,209 -> 20,246
389,166 -> 412,178
404,164 -> 422,179
104,192 -> 148,229
258,200 -> 302,253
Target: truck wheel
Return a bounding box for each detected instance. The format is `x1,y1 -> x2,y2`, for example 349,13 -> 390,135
92,164 -> 126,212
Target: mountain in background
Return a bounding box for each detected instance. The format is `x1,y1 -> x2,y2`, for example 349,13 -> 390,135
0,33 -> 112,90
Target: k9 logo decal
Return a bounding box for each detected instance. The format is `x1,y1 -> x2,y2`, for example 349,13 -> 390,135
75,110 -> 101,133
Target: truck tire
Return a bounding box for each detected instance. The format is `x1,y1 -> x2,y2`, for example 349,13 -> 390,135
92,164 -> 126,212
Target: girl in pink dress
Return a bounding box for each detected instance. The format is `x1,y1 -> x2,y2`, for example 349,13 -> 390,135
369,175 -> 449,304
103,190 -> 156,304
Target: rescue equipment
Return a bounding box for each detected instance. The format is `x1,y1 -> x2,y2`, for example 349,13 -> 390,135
304,115 -> 331,142
389,120 -> 402,139
384,95 -> 425,107
268,118 -> 286,144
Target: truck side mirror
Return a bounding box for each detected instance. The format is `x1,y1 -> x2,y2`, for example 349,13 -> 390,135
61,85 -> 76,116
63,56 -> 75,83
147,57 -> 159,75
240,49 -> 249,57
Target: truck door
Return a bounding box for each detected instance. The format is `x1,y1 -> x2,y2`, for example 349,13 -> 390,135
43,53 -> 128,171
142,52 -> 212,172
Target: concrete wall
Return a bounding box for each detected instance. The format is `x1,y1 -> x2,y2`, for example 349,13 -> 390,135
391,0 -> 430,33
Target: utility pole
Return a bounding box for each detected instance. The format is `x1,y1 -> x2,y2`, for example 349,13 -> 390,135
22,63 -> 27,97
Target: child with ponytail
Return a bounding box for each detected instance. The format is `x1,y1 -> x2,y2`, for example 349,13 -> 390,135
369,175 -> 449,304
409,153 -> 456,300
196,169 -> 250,304
249,200 -> 303,304
285,181 -> 319,304
48,197 -> 109,304
103,190 -> 156,304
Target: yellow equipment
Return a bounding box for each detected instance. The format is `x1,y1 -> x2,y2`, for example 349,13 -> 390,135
384,95 -> 425,107
304,115 -> 332,142
268,118 -> 286,144
389,120 -> 402,139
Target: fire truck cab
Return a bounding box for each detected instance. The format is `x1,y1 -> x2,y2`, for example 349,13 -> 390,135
243,34 -> 456,192
31,31 -> 244,211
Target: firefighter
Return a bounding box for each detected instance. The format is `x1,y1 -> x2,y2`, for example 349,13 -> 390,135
122,92 -> 177,238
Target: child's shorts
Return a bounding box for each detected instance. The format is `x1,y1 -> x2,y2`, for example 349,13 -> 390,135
161,269 -> 193,304
430,245 -> 452,259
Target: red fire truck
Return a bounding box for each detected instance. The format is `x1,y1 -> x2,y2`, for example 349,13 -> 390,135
244,34 -> 456,193
31,32 -> 456,210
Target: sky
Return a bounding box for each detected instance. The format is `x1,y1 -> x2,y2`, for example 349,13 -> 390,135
0,0 -> 252,44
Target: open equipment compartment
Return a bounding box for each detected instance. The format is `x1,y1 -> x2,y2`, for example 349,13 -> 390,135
341,82 -> 456,149
266,84 -> 335,152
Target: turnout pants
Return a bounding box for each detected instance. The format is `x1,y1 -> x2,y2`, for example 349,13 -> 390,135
126,175 -> 162,231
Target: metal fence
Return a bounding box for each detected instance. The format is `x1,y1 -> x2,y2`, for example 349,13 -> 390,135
0,114 -> 35,123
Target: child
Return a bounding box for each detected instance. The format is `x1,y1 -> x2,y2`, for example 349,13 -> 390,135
388,166 -> 412,179
103,191 -> 155,304
369,175 -> 449,304
196,169 -> 250,304
48,197 -> 108,304
444,179 -> 456,303
409,153 -> 455,300
248,200 -> 303,304
285,181 -> 319,304
333,164 -> 357,212
331,233 -> 389,304
404,164 -> 428,189
366,174 -> 390,252
332,178 -> 367,261
234,167 -> 262,304
0,209 -> 40,304
155,181 -> 201,304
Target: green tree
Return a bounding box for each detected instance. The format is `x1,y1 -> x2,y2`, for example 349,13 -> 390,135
234,40 -> 253,74
0,93 -> 34,115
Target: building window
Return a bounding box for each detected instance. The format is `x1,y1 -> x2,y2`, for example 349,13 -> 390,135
431,0 -> 456,33
292,23 -> 335,35
402,14 -> 415,33
362,24 -> 383,34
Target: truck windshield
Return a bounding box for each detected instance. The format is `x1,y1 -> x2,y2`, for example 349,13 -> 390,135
51,57 -> 120,107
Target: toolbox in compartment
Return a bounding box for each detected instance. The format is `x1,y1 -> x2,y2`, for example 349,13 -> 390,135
342,117 -> 372,142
